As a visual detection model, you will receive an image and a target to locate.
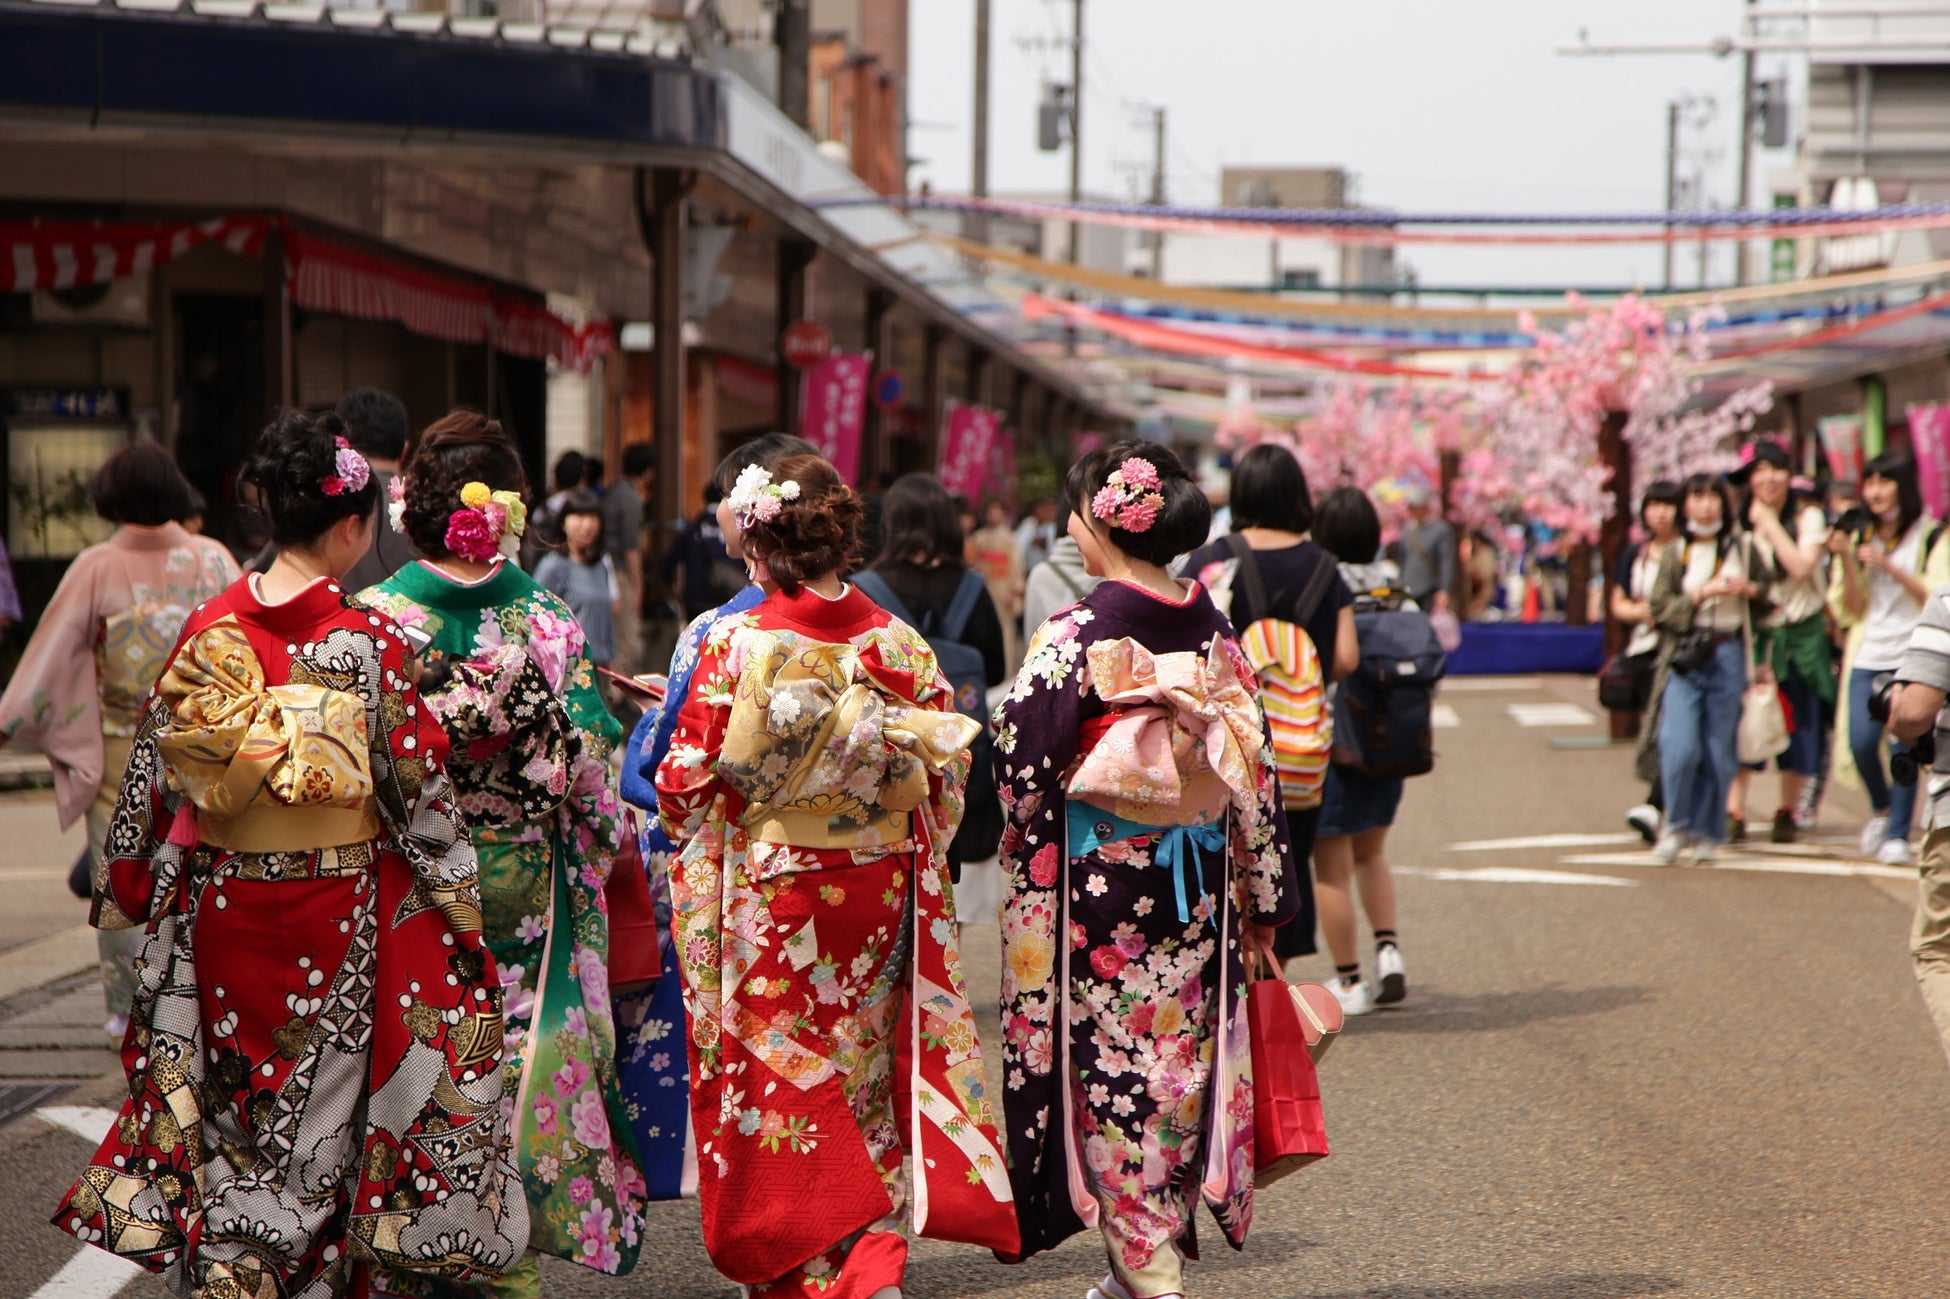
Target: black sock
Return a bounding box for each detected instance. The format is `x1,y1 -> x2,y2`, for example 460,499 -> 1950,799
1374,930 -> 1398,951
1335,962 -> 1361,985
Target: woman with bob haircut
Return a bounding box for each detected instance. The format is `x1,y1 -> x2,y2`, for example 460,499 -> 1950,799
994,439 -> 1299,1299
1615,478 -> 1686,841
51,410 -> 526,1296
361,408 -> 647,1292
655,451 -> 1015,1297
0,438 -> 237,1035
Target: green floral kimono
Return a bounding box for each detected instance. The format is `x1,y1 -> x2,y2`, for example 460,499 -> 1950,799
363,560 -> 645,1286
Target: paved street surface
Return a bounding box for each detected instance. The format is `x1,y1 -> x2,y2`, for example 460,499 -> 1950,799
6,675 -> 1949,1297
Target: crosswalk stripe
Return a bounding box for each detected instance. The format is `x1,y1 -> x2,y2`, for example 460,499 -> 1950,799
1505,703 -> 1598,727
1559,852 -> 1916,880
37,1106 -> 118,1145
1400,865 -> 1635,887
1431,703 -> 1461,729
27,1245 -> 143,1299
1450,832 -> 1643,852
1441,676 -> 1543,692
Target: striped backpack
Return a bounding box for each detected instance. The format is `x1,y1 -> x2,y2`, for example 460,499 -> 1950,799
1222,535 -> 1338,811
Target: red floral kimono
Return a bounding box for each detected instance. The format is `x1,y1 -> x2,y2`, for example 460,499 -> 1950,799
655,583 -> 1017,1297
50,576 -> 527,1299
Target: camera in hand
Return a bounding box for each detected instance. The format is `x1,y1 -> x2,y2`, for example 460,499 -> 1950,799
1834,505 -> 1873,539
1868,671 -> 1937,785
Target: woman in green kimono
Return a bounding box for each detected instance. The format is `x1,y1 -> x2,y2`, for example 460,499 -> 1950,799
362,409 -> 644,1294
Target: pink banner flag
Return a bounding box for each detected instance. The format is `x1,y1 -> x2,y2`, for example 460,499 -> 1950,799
1911,403 -> 1950,520
986,425 -> 1018,507
801,352 -> 872,483
938,401 -> 1000,503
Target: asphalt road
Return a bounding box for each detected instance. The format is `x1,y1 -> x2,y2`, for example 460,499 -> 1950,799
5,675 -> 1948,1298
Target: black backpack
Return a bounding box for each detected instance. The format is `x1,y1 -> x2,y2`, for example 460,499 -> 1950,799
1332,589 -> 1448,779
851,568 -> 1001,864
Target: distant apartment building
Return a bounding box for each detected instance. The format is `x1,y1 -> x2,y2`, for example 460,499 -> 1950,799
1132,165 -> 1398,296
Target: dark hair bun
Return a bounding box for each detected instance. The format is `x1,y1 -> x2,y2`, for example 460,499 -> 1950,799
242,409 -> 380,547
738,453 -> 862,594
400,408 -> 528,558
1062,439 -> 1210,566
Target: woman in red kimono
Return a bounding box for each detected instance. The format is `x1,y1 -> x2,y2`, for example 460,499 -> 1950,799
51,411 -> 527,1299
655,453 -> 1016,1298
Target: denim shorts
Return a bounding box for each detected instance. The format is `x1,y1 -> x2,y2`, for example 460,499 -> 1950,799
1318,763 -> 1405,838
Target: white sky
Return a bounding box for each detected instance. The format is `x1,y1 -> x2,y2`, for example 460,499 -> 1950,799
907,0 -> 1799,291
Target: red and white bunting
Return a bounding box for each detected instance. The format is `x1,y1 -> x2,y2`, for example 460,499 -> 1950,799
2,216 -> 268,293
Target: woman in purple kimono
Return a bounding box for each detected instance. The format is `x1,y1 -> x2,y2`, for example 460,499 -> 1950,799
993,440 -> 1300,1299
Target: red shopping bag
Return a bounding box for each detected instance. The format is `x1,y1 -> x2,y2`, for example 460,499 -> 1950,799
1247,951 -> 1331,1189
605,811 -> 662,995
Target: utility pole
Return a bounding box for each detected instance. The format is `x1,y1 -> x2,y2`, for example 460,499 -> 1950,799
1735,0 -> 1758,285
1664,101 -> 1680,291
971,0 -> 991,247
1067,0 -> 1084,266
1149,106 -> 1166,279
775,0 -> 809,129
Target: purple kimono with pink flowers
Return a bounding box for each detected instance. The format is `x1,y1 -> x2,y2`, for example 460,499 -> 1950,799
992,577 -> 1298,1296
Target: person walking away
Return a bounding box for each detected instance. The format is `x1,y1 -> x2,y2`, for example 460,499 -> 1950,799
1885,589 -> 1950,1067
969,496 -> 1027,672
1827,452 -> 1950,865
361,411 -> 645,1292
1614,480 -> 1686,841
52,410 -> 526,1295
534,489 -> 622,669
1393,476 -> 1456,616
336,387 -> 417,590
603,442 -> 653,674
660,483 -> 745,623
1728,441 -> 1832,843
855,472 -> 1008,883
994,441 -> 1299,1299
1642,474 -> 1772,866
1309,485 -> 1418,1015
656,453 -> 1016,1298
1185,444 -> 1357,979
521,449 -> 587,569
1021,504 -> 1102,635
1015,496 -> 1060,573
0,440 -> 237,1037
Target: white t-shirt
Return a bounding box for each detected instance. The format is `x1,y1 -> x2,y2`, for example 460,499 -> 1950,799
1856,519 -> 1931,671
1624,541 -> 1673,658
1757,504 -> 1831,629
1680,533 -> 1749,633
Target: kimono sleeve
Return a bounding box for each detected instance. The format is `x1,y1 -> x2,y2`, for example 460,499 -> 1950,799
0,552 -> 107,828
1235,692 -> 1300,927
654,623 -> 738,845
93,692 -> 176,930
992,611 -> 1088,877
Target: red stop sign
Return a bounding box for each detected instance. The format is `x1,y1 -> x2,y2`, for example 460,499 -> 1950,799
781,320 -> 834,369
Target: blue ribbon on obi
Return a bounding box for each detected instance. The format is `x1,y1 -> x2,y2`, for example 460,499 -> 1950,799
1067,802 -> 1225,928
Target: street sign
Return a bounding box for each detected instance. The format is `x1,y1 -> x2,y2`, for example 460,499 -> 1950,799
872,368 -> 905,410
781,320 -> 834,369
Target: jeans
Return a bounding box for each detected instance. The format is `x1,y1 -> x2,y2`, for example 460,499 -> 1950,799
1849,666 -> 1917,841
1659,638 -> 1746,843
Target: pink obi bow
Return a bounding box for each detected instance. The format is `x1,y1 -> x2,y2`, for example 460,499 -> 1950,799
1066,636 -> 1266,827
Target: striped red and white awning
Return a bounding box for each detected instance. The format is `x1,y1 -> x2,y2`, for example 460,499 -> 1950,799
2,216 -> 269,293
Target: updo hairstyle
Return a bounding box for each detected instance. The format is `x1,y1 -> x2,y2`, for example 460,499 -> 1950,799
399,408 -> 527,559
737,453 -> 863,594
1061,439 -> 1211,567
241,409 -> 380,547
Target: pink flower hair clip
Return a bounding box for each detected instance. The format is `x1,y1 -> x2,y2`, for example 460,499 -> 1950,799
1090,456 -> 1166,534
320,436 -> 371,497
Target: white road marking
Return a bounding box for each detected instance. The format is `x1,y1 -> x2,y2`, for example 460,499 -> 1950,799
1506,703 -> 1598,727
38,1106 -> 118,1144
26,1243 -> 142,1299
1559,852 -> 1915,880
1442,676 -> 1544,692
1431,703 -> 1461,729
1400,865 -> 1636,887
1450,832 -> 1644,852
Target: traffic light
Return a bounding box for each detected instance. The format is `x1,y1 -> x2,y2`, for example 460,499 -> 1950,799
1039,84 -> 1072,152
1759,78 -> 1789,150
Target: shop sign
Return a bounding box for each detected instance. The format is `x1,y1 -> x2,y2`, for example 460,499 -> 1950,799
803,353 -> 872,484
782,320 -> 834,370
7,388 -> 124,420
873,369 -> 905,410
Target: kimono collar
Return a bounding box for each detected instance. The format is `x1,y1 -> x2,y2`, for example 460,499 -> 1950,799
765,581 -> 883,638
388,557 -> 535,612
111,522 -> 195,553
234,573 -> 353,633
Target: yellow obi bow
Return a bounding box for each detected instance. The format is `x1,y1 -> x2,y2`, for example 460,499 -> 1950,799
1067,636 -> 1266,827
153,618 -> 377,851
719,632 -> 980,850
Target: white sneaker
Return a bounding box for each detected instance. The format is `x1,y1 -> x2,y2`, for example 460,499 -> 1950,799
1691,841 -> 1717,865
1861,815 -> 1890,857
104,1014 -> 128,1040
1626,804 -> 1660,844
1878,837 -> 1916,867
1373,943 -> 1407,1006
1327,975 -> 1373,1017
1653,832 -> 1684,866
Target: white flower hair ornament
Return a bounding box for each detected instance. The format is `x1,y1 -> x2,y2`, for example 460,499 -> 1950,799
726,464 -> 802,530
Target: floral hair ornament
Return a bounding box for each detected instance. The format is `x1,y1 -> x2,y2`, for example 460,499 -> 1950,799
444,481 -> 529,562
1091,455 -> 1166,534
726,463 -> 801,530
320,436 -> 371,497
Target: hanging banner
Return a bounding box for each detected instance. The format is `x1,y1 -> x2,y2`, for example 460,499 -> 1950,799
938,401 -> 1000,504
986,425 -> 1018,508
1911,404 -> 1950,519
1818,414 -> 1865,487
801,351 -> 871,483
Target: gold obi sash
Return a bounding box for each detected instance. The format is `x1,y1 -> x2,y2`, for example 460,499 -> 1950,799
153,618 -> 379,854
719,631 -> 981,850
1066,636 -> 1266,828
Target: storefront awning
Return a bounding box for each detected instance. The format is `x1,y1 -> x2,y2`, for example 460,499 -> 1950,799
2,215 -> 265,292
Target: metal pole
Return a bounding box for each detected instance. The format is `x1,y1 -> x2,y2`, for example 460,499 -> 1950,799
971,0 -> 991,247
1067,0 -> 1084,265
1736,0 -> 1758,285
1664,101 -> 1680,291
1150,106 -> 1166,279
